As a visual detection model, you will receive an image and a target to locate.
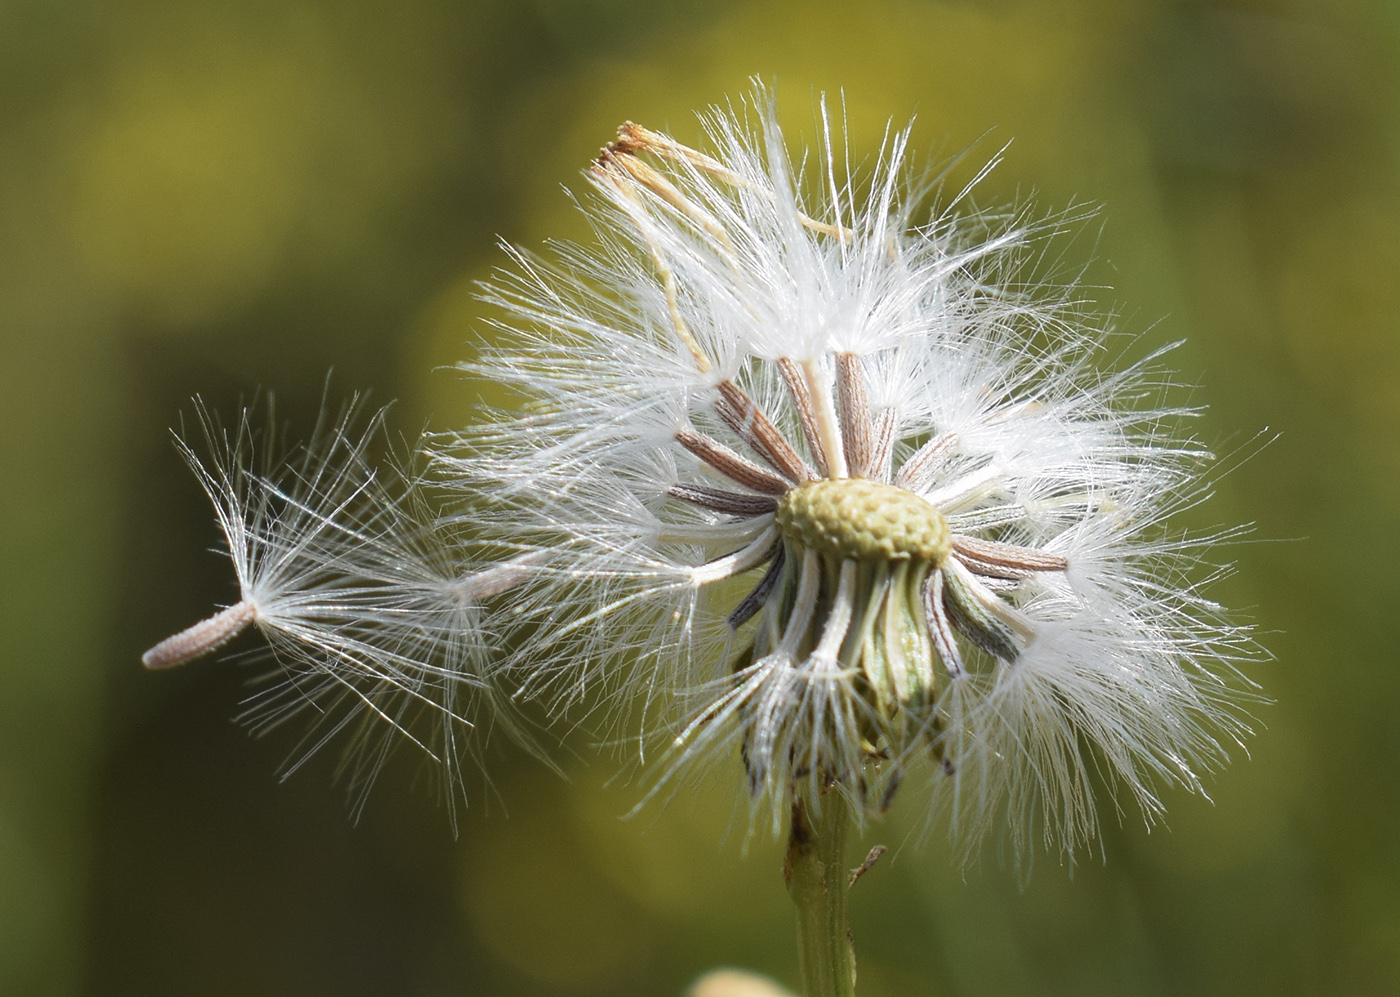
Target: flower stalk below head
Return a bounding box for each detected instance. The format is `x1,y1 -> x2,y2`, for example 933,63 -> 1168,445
784,790 -> 857,997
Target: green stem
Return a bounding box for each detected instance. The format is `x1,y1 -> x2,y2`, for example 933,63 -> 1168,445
784,791 -> 856,997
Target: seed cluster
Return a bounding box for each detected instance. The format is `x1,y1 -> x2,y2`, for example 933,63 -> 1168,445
775,479 -> 952,565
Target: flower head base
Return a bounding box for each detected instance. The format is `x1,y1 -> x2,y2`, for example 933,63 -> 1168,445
775,478 -> 951,564
450,88 -> 1256,857
680,390 -> 1070,812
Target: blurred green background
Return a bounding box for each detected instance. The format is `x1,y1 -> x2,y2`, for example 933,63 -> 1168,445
2,0 -> 1397,993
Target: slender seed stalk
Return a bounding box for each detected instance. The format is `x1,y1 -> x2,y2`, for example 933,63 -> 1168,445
784,791 -> 856,997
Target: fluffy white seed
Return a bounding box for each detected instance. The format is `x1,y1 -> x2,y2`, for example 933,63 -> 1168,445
439,86 -> 1258,858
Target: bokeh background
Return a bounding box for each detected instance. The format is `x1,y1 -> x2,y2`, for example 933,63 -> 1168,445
3,0 -> 1398,993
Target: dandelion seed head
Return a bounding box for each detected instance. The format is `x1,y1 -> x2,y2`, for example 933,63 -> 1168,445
444,85 -> 1258,858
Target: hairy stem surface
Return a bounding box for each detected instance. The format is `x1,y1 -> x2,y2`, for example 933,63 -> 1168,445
784,792 -> 856,997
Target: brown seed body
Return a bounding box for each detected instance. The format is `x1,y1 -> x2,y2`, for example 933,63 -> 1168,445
142,600 -> 257,670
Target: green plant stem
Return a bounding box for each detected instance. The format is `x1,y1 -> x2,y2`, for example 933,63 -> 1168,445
784,791 -> 856,997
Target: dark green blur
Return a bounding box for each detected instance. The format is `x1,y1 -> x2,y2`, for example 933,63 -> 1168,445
2,0 -> 1397,993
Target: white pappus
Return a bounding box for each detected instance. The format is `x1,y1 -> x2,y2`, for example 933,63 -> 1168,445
143,396 -> 532,825
447,89 -> 1257,858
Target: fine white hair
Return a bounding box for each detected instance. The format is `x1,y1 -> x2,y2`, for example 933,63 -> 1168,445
442,85 -> 1257,859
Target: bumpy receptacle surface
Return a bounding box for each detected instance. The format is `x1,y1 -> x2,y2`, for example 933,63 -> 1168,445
775,479 -> 950,563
